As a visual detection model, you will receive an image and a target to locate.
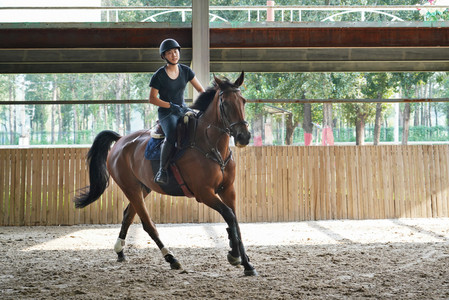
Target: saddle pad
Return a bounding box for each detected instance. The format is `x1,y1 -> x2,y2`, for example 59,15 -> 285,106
144,137 -> 163,160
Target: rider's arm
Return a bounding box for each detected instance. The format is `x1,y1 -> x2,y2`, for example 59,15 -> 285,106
190,76 -> 205,94
149,87 -> 170,108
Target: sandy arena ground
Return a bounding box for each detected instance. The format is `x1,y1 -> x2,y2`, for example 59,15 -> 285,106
2,219 -> 449,299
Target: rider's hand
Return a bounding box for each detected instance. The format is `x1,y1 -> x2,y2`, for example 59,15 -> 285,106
169,102 -> 182,114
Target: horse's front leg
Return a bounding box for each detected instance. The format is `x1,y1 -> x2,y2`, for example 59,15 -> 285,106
219,187 -> 243,262
223,207 -> 257,276
220,188 -> 257,276
201,189 -> 257,276
226,227 -> 241,266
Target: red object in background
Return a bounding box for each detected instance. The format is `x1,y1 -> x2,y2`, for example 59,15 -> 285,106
267,1 -> 275,22
304,133 -> 313,146
322,127 -> 335,146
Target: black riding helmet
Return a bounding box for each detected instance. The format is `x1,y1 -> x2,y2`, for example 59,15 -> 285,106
159,38 -> 181,59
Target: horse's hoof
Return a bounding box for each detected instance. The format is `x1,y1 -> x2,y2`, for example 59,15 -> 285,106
227,252 -> 241,266
244,268 -> 258,276
117,251 -> 126,262
171,261 -> 182,270
165,254 -> 182,270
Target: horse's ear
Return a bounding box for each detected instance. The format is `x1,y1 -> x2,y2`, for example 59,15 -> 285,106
234,71 -> 244,87
214,74 -> 224,89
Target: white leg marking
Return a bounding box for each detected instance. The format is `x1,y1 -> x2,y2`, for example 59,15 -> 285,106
161,247 -> 173,257
114,238 -> 125,253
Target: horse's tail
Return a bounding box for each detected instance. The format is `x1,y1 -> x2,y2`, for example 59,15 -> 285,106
73,130 -> 121,208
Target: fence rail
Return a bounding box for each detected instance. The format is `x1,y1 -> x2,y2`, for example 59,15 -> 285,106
3,98 -> 449,105
1,145 -> 449,226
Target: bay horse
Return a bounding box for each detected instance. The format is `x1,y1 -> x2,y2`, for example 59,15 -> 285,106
73,72 -> 257,276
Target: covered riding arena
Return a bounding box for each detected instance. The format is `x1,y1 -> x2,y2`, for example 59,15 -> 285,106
2,3 -> 449,300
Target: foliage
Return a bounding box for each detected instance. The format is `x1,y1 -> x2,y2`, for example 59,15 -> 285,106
2,69 -> 448,146
417,0 -> 449,21
338,73 -> 372,124
289,125 -> 449,144
432,73 -> 449,125
0,75 -> 14,132
2,1 -> 449,145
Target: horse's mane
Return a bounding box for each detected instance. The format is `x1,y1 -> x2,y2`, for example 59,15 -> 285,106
189,78 -> 238,112
189,86 -> 217,112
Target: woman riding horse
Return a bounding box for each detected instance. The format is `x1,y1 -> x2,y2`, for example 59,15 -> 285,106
74,71 -> 257,276
149,38 -> 205,185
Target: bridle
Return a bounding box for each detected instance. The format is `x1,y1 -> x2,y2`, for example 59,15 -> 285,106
193,87 -> 249,173
218,89 -> 249,137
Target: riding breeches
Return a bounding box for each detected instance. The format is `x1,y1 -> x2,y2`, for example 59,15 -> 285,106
157,107 -> 184,145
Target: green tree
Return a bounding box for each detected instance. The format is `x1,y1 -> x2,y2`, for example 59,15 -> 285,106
242,73 -> 273,143
0,75 -> 17,144
130,73 -> 157,129
391,72 -> 432,144
339,73 -> 374,145
24,74 -> 52,143
432,73 -> 449,126
360,73 -> 396,145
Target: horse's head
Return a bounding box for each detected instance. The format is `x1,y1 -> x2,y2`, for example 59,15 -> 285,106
214,71 -> 251,148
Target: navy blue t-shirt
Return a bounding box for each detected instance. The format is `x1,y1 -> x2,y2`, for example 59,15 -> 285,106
149,64 -> 195,107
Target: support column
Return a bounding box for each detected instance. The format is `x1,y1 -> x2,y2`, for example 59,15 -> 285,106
192,0 -> 210,98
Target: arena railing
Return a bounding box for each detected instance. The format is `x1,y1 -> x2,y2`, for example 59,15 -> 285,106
0,5 -> 448,23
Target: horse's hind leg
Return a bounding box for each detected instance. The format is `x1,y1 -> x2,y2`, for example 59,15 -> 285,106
120,187 -> 182,270
114,203 -> 137,262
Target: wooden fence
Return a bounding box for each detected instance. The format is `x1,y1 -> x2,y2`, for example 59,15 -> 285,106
1,145 -> 449,226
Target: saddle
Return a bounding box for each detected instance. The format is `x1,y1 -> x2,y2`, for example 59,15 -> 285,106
150,110 -> 198,150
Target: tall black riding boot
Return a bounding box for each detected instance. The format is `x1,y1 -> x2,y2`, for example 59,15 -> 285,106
154,141 -> 174,185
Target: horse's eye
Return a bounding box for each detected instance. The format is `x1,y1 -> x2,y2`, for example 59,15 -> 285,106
223,100 -> 231,108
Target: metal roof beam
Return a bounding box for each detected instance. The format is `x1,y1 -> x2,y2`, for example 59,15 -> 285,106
0,23 -> 449,73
